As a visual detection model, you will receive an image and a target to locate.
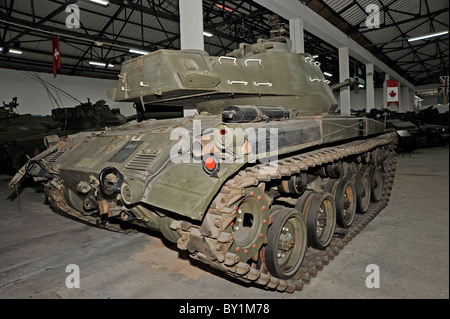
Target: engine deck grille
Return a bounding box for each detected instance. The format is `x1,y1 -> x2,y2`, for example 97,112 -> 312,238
125,153 -> 157,171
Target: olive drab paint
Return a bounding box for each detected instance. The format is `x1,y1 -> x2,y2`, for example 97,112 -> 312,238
9,36 -> 394,293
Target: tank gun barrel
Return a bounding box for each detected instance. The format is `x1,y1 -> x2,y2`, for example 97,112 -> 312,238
330,78 -> 356,91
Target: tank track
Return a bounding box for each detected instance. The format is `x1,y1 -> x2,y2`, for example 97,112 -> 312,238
171,131 -> 398,293
43,131 -> 397,293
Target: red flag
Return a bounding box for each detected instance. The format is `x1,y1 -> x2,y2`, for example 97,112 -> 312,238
52,35 -> 61,77
387,80 -> 398,107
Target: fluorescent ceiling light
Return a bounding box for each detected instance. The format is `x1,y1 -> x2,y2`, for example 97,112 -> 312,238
312,55 -> 319,58
323,72 -> 333,77
89,61 -> 114,67
358,84 -> 365,88
89,61 -> 106,67
408,30 -> 449,42
89,0 -> 109,5
0,48 -> 23,54
203,31 -> 214,37
1,48 -> 22,54
129,48 -> 149,55
9,49 -> 23,54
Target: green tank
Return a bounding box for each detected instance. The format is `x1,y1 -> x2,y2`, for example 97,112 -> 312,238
50,99 -> 129,131
1,98 -> 129,174
0,97 -> 62,173
10,36 -> 398,293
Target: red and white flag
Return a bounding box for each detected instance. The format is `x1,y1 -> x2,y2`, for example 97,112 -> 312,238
387,80 -> 398,107
52,35 -> 61,77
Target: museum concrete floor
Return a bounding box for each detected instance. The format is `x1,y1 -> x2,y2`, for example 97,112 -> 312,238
0,145 -> 448,299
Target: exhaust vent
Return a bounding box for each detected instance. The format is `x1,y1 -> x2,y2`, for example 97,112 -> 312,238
125,153 -> 157,171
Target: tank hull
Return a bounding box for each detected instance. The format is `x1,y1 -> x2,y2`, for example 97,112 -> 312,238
9,112 -> 397,292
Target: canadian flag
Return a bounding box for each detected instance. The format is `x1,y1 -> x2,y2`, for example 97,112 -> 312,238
52,35 -> 61,77
387,80 -> 399,107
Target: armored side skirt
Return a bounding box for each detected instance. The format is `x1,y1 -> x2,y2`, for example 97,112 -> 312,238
320,116 -> 385,144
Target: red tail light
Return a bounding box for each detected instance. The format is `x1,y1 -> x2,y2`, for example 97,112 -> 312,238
202,154 -> 220,176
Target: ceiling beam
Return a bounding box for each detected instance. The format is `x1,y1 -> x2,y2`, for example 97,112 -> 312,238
5,0 -> 78,45
254,0 -> 415,90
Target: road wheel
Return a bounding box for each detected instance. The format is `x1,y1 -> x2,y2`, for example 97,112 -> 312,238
370,165 -> 384,203
265,207 -> 307,279
335,179 -> 357,228
355,166 -> 371,214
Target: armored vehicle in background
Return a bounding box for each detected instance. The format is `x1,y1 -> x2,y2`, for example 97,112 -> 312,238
1,98 -> 129,174
368,107 -> 449,151
10,36 -> 397,292
51,99 -> 129,131
1,97 -> 61,173
1,97 -> 20,119
0,97 -> 61,135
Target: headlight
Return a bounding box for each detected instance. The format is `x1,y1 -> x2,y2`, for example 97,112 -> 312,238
120,180 -> 145,205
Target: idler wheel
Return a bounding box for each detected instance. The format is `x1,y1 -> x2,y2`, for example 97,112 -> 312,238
369,165 -> 384,203
296,191 -> 336,250
355,166 -> 372,214
265,207 -> 307,279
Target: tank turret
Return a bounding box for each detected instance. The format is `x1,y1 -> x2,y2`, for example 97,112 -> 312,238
107,37 -> 337,116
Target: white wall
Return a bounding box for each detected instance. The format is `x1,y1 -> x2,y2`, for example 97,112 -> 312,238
0,68 -> 135,116
334,86 -> 416,113
335,87 -> 386,112
399,86 -> 415,113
